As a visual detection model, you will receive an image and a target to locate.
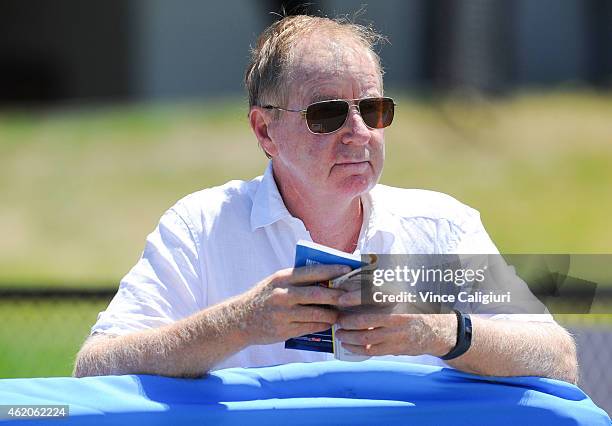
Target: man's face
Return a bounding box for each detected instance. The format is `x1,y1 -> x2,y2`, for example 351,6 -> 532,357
267,37 -> 385,202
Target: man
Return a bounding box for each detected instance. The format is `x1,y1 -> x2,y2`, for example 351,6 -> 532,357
73,15 -> 578,382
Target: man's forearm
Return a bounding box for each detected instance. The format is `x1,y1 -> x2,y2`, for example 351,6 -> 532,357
437,316 -> 578,383
73,296 -> 249,378
74,265 -> 346,378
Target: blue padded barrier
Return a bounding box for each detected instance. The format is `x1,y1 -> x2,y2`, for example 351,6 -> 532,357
0,360 -> 609,425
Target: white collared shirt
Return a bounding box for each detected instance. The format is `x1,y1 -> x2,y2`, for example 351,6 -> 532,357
91,163 -> 553,371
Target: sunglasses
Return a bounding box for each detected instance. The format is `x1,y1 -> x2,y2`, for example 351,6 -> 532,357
263,97 -> 395,134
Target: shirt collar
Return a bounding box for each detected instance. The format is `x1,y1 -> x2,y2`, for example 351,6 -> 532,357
250,164 -> 398,250
250,162 -> 293,231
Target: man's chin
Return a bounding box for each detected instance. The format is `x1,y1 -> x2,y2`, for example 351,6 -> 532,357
333,174 -> 377,198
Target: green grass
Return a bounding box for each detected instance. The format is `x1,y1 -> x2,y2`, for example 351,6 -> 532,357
0,299 -> 110,378
0,99 -> 267,285
1,91 -> 611,286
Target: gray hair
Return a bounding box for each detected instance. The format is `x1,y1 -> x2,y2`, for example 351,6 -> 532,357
244,14 -> 387,111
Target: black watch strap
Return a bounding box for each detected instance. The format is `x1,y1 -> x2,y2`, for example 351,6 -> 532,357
440,309 -> 472,360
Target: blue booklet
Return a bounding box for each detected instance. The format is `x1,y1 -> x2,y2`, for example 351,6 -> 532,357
284,240 -> 366,353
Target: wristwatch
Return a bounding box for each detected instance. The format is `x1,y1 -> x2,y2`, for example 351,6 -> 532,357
440,309 -> 472,360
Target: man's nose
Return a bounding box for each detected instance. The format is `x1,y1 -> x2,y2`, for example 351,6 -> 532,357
340,105 -> 371,145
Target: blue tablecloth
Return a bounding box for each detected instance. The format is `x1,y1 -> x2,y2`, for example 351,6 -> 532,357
0,360 -> 609,425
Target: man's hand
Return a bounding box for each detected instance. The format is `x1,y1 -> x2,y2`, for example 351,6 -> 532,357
335,312 -> 578,383
237,264 -> 351,345
335,312 -> 456,357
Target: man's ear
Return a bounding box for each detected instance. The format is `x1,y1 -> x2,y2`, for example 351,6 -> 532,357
249,107 -> 279,158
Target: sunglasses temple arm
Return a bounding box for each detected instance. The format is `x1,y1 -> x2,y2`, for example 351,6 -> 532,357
262,105 -> 306,114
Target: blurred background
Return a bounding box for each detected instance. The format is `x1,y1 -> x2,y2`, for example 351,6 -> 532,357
0,0 -> 611,414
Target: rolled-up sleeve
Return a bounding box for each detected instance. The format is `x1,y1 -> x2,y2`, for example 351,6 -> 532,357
91,206 -> 203,336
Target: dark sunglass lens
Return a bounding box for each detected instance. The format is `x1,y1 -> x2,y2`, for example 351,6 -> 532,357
359,98 -> 394,129
306,101 -> 349,133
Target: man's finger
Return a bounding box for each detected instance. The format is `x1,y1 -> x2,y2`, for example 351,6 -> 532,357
337,312 -> 388,330
332,276 -> 362,292
341,341 -> 395,357
292,305 -> 338,324
290,285 -> 345,305
284,264 -> 352,286
337,289 -> 361,307
335,327 -> 388,346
